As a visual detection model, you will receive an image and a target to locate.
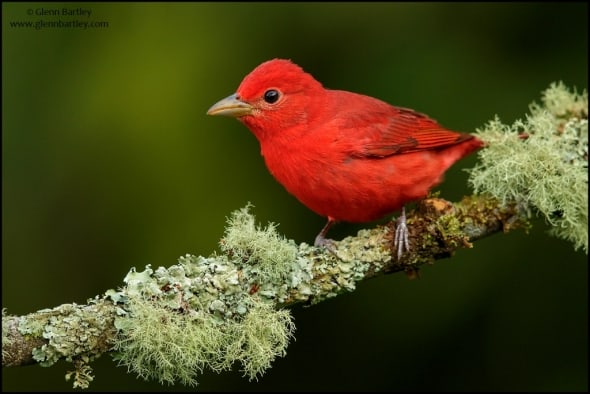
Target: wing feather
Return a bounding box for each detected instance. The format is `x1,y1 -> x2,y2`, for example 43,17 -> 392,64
327,91 -> 473,159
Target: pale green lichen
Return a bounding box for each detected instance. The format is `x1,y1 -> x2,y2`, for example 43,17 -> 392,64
220,203 -> 298,283
110,205 -> 300,386
65,359 -> 95,389
112,295 -> 294,386
216,300 -> 294,380
9,300 -> 115,388
17,314 -> 45,337
110,205 -> 379,387
27,304 -> 107,368
469,82 -> 588,253
333,228 -> 391,268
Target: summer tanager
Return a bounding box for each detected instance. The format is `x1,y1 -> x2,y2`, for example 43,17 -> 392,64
207,59 -> 483,257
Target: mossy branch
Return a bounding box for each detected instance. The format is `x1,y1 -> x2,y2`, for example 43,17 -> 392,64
2,82 -> 586,389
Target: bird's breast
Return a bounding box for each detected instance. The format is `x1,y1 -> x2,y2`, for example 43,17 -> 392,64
258,137 -> 432,222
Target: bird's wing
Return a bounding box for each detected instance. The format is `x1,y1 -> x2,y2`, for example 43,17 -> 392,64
330,95 -> 472,158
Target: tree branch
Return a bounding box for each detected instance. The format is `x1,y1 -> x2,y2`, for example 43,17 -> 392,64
2,195 -> 526,388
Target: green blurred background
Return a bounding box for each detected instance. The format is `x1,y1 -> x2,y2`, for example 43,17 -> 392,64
2,2 -> 587,391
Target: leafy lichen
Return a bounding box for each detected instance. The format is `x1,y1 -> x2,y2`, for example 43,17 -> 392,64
65,359 -> 95,389
468,82 -> 588,253
5,300 -> 115,388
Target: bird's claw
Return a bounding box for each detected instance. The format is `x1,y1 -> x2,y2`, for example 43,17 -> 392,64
394,207 -> 410,259
314,234 -> 337,254
314,218 -> 339,254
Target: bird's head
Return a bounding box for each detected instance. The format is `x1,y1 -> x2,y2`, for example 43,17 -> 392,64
207,59 -> 325,140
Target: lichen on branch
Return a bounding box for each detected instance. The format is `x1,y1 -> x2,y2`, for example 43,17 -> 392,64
4,195 -> 517,388
468,82 -> 588,253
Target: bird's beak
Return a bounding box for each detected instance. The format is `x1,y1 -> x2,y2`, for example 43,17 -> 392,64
207,93 -> 253,117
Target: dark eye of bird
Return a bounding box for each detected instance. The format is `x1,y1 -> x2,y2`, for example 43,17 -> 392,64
263,89 -> 280,104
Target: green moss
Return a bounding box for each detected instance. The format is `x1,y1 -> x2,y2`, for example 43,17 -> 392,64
435,214 -> 468,249
469,82 -> 588,253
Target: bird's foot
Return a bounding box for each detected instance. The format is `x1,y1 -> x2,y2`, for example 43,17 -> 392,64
314,233 -> 337,254
314,233 -> 334,248
394,206 -> 410,259
314,217 -> 338,254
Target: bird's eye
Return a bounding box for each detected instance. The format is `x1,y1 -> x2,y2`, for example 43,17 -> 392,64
263,89 -> 280,104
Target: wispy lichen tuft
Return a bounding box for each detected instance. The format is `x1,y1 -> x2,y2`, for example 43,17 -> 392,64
112,295 -> 294,387
218,300 -> 295,380
220,203 -> 298,283
468,82 -> 588,253
113,296 -> 223,386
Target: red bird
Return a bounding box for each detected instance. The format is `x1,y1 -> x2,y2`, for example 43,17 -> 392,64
207,59 -> 483,257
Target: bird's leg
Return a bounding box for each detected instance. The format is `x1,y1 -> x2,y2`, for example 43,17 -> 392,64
394,206 -> 410,259
314,217 -> 336,248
